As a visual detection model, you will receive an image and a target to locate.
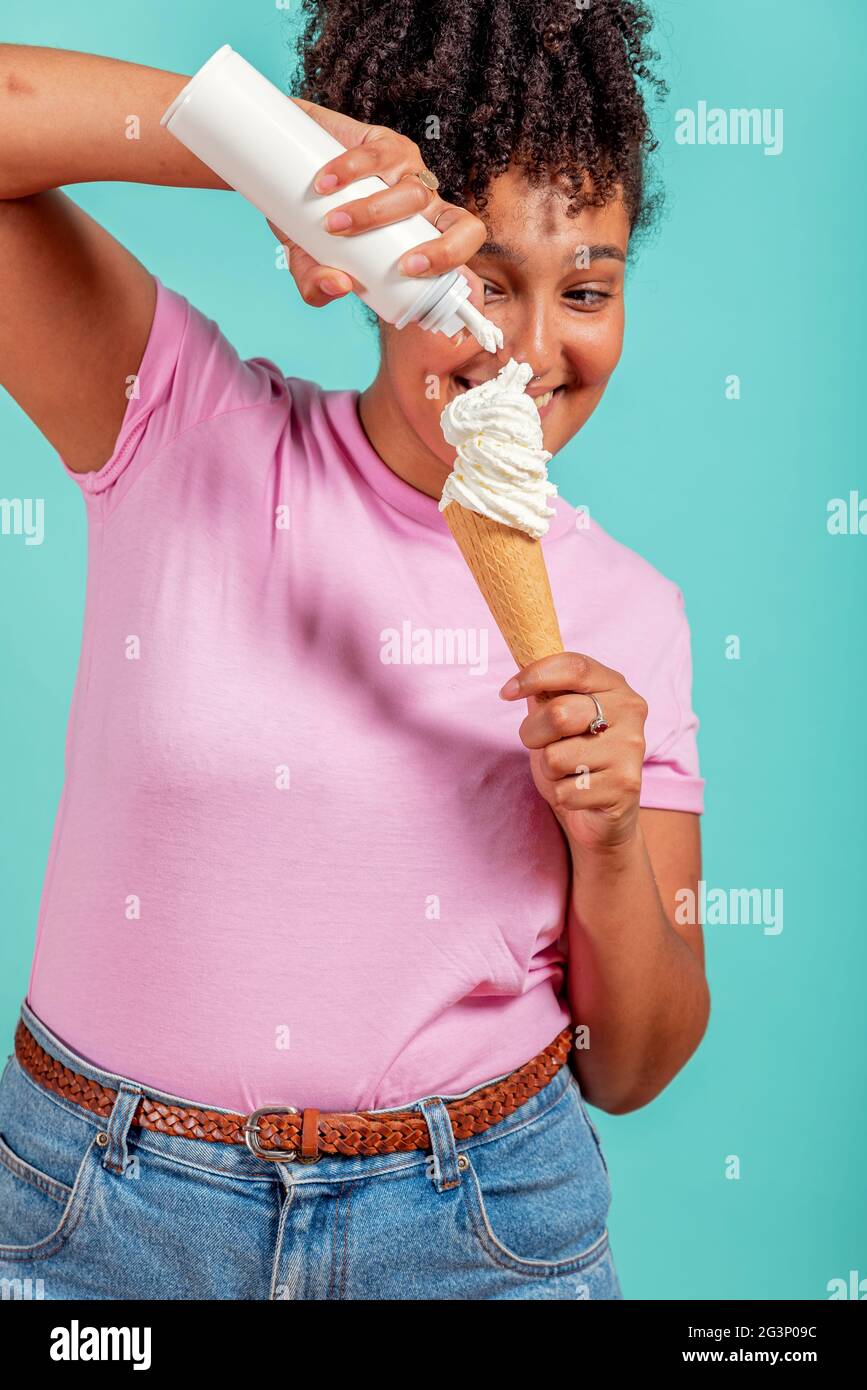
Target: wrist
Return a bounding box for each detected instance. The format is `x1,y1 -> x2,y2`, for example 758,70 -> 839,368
564,819 -> 645,874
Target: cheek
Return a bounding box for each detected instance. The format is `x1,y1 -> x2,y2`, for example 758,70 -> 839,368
397,372 -> 457,462
386,328 -> 456,408
568,308 -> 625,387
385,326 -> 429,378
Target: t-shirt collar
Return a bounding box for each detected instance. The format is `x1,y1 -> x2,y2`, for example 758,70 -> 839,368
328,387 -> 574,540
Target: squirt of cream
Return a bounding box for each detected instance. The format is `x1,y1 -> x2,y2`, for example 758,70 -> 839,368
438,358 -> 558,539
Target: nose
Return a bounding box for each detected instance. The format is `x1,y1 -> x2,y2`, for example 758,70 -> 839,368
491,296 -> 561,382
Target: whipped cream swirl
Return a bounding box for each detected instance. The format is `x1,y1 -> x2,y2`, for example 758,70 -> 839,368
438,358 -> 558,539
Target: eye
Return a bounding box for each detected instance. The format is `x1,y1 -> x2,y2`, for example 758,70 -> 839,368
564,288 -> 612,307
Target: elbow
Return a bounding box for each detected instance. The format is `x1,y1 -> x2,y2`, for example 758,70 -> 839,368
588,977 -> 712,1117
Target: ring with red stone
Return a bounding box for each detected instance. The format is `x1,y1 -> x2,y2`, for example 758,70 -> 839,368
588,694 -> 609,735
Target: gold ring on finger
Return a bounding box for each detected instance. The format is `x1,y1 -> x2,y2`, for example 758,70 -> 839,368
400,168 -> 439,199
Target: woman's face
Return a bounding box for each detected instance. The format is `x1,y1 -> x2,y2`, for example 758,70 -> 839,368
377,164 -> 630,473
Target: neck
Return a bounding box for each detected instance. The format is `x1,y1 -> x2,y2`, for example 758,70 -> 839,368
357,370 -> 449,502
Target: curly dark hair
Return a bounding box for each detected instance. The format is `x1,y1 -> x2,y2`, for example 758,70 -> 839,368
291,0 -> 668,244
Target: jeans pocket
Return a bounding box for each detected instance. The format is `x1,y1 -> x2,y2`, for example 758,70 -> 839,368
458,1074 -> 612,1279
0,1128 -> 102,1262
567,1073 -> 610,1181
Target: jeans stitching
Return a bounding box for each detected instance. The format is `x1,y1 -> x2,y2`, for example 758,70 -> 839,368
461,1155 -> 611,1278
566,1074 -> 610,1179
0,1135 -> 100,1263
0,1135 -> 72,1205
327,1191 -> 342,1300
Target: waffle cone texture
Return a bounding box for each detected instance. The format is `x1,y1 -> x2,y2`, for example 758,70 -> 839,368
443,501 -> 564,669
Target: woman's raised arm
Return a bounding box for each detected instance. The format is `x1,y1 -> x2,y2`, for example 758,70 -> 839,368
0,45 -> 487,475
0,44 -> 228,474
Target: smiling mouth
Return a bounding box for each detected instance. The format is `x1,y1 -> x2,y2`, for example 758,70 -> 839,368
451,375 -> 565,410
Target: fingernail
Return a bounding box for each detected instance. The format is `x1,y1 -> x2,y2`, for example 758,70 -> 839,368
315,173 -> 339,192
499,677 -> 521,698
319,277 -> 343,295
402,253 -> 431,274
325,210 -> 352,231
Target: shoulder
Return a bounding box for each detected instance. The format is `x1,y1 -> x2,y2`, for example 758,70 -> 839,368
546,498 -> 689,642
62,277 -> 293,502
155,278 -> 289,410
545,497 -> 705,811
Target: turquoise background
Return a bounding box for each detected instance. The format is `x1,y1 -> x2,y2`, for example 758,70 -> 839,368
1,1 -> 864,1301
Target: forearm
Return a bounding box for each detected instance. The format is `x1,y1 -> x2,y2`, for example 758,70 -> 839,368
565,824 -> 710,1115
0,43 -> 230,198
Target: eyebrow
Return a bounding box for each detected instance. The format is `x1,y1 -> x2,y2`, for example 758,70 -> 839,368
477,240 -> 626,266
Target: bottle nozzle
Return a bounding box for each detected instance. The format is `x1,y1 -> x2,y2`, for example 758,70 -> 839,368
455,299 -> 504,355
401,270 -> 503,352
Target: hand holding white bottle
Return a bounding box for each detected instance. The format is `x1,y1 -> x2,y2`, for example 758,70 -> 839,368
161,46 -> 503,351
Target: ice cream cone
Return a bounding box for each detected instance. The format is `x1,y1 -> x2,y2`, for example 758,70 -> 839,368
443,500 -> 563,670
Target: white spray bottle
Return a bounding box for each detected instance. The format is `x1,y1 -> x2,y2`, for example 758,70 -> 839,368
160,45 -> 503,353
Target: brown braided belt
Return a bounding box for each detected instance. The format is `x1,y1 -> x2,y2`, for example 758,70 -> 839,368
14,1019 -> 574,1164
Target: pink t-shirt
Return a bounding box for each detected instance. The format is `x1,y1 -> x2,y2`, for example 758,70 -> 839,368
27,276 -> 704,1113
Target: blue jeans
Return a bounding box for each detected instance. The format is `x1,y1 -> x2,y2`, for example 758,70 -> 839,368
0,1000 -> 622,1300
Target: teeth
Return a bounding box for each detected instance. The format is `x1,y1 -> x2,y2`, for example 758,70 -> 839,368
451,379 -> 557,407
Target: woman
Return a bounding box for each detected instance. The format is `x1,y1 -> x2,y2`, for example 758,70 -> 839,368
0,1 -> 709,1301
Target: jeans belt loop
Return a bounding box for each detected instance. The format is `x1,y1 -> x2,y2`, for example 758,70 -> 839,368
298,1108 -> 321,1164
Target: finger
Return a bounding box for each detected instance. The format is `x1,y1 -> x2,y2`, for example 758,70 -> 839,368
302,267 -> 355,305
519,693 -> 614,749
533,736 -> 610,785
291,97 -> 383,157
547,768 -> 625,814
267,221 -> 356,305
322,175 -> 433,237
499,652 -> 622,701
289,246 -> 356,306
399,204 -> 489,277
312,130 -> 420,195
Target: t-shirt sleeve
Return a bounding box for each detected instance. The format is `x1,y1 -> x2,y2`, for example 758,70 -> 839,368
640,586 -> 705,814
56,274 -> 286,503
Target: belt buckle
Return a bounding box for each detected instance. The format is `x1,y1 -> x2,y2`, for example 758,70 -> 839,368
243,1105 -> 299,1162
